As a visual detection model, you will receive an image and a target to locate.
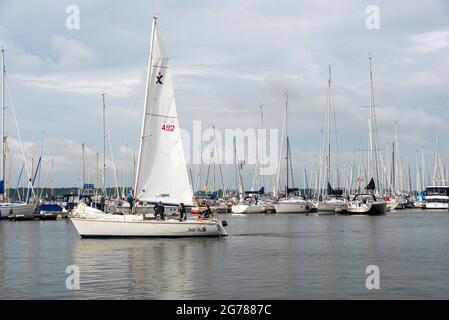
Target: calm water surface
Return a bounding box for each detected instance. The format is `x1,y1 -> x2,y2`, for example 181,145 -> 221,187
1,209 -> 449,299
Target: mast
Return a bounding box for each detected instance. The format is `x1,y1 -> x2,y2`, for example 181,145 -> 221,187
260,105 -> 265,191
96,152 -> 99,198
132,150 -> 136,193
415,149 -> 420,194
368,55 -> 373,184
36,131 -> 44,199
82,143 -> 86,189
134,16 -> 157,197
432,134 -> 438,185
212,125 -> 226,198
284,93 -> 289,196
233,136 -> 238,192
31,136 -> 35,185
195,146 -> 202,193
408,165 -> 413,195
368,53 -> 381,191
1,49 -> 5,201
421,146 -> 426,189
123,144 -> 128,198
287,136 -> 295,189
102,93 -> 106,196
303,167 -> 309,197
327,65 -> 331,193
212,162 -> 216,193
50,157 -> 54,197
391,141 -> 395,193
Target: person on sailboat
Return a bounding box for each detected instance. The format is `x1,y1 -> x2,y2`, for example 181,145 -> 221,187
178,202 -> 186,221
154,201 -> 165,220
100,195 -> 106,212
201,203 -> 211,219
127,190 -> 134,213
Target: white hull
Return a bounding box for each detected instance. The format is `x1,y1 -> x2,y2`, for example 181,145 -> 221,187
274,201 -> 309,213
424,187 -> 449,210
70,203 -> 227,238
425,202 -> 448,210
231,203 -> 274,214
71,218 -> 227,238
316,200 -> 347,213
386,202 -> 399,211
0,203 -> 36,219
345,201 -> 386,215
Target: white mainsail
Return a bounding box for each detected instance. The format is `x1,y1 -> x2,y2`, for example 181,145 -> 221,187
134,18 -> 193,206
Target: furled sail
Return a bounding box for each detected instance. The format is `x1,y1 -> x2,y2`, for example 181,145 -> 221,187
134,18 -> 193,205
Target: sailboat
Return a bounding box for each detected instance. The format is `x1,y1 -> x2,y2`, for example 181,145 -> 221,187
273,93 -> 309,213
231,106 -> 274,214
315,66 -> 347,213
345,54 -> 386,215
345,178 -> 386,215
70,17 -> 227,237
385,122 -> 407,211
0,49 -> 36,219
424,134 -> 449,210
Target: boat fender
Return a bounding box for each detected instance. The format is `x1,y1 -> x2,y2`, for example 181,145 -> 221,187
221,220 -> 228,227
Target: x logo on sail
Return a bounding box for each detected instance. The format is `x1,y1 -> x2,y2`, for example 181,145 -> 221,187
156,72 -> 164,84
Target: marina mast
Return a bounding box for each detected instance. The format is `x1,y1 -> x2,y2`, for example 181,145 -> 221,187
327,66 -> 331,194
367,54 -> 381,192
285,93 -> 289,196
1,49 -> 6,201
102,93 -> 106,196
134,16 -> 157,197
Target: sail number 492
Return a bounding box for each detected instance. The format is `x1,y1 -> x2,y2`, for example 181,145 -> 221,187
161,124 -> 175,132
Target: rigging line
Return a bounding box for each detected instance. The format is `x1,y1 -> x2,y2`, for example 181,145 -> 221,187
4,72 -> 35,199
36,131 -> 44,196
331,83 -> 341,186
38,157 -> 52,199
14,162 -> 24,202
6,142 -> 19,200
274,99 -> 286,195
107,120 -> 121,199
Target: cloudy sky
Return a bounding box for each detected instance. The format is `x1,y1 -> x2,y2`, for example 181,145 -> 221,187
0,0 -> 448,189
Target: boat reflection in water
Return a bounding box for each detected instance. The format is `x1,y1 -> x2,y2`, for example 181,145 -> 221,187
71,237 -> 225,299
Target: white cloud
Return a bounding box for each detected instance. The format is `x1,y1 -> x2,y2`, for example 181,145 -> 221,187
11,68 -> 142,97
49,35 -> 97,70
0,29 -> 45,71
408,29 -> 449,54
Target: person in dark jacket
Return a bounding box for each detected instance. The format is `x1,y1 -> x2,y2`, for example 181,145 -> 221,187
201,203 -> 211,219
154,201 -> 165,220
100,195 -> 106,212
178,203 -> 186,221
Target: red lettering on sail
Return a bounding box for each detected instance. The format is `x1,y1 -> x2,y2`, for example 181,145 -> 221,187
161,124 -> 175,132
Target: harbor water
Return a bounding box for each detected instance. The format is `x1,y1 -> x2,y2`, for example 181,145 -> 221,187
1,209 -> 449,299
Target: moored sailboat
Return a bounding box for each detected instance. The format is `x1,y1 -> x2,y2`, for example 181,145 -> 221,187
273,93 -> 309,213
0,49 -> 36,219
424,135 -> 448,210
316,66 -> 347,213
344,54 -> 386,215
345,178 -> 386,215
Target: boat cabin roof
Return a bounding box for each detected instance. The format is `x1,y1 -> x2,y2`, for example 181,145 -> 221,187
353,194 -> 377,201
